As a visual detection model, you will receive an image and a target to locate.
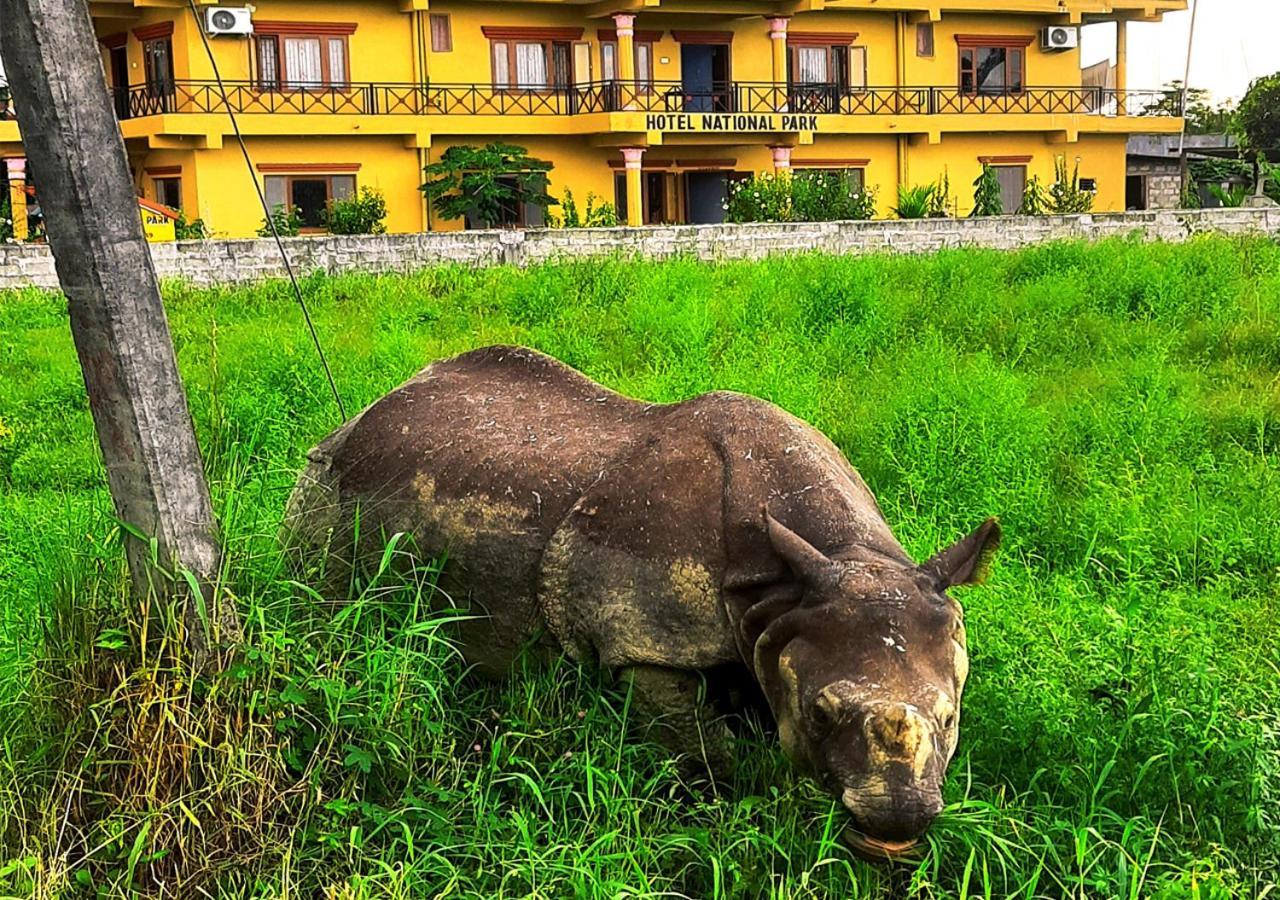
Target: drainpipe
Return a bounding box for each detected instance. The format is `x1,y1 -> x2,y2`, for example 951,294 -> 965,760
895,13 -> 908,197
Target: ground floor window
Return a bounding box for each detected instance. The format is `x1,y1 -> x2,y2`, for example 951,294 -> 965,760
793,166 -> 865,192
153,176 -> 182,211
464,175 -> 547,229
264,173 -> 355,230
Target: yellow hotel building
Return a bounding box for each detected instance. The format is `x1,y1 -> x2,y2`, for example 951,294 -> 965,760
0,0 -> 1185,236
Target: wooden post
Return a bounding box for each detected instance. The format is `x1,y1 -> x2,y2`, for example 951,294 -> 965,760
0,0 -> 240,663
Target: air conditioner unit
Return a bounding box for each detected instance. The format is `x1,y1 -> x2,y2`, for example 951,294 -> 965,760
204,7 -> 253,36
1040,25 -> 1078,51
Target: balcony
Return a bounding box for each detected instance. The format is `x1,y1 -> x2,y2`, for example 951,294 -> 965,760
112,80 -> 1182,120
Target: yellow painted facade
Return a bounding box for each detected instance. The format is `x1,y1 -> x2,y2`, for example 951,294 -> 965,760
0,0 -> 1185,236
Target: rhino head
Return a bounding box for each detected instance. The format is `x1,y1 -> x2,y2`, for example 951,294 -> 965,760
751,514 -> 1001,858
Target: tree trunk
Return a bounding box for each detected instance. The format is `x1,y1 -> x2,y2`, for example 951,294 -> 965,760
0,0 -> 240,665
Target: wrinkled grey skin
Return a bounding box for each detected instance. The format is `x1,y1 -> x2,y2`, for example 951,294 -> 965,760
284,346 -> 1000,847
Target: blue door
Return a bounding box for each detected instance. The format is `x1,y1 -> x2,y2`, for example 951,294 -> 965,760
681,44 -> 715,112
687,172 -> 727,224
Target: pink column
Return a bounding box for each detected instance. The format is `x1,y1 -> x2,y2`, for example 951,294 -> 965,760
5,157 -> 28,241
621,147 -> 645,227
767,17 -> 790,111
770,145 -> 793,172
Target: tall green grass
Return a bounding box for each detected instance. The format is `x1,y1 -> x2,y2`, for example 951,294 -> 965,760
0,234 -> 1278,897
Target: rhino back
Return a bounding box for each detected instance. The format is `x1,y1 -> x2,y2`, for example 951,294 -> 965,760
285,346 -> 651,671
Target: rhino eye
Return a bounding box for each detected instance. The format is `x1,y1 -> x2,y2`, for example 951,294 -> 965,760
942,712 -> 957,729
811,696 -> 837,733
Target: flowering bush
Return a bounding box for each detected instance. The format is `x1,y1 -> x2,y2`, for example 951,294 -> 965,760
726,170 -> 877,223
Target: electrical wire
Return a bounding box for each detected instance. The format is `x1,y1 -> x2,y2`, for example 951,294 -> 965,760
1177,0 -> 1199,156
184,0 -> 348,422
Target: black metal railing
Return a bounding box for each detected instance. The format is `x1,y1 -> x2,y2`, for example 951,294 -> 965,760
111,80 -> 1183,120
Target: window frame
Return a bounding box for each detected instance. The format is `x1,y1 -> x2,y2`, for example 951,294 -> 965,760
599,40 -> 656,86
429,13 -> 453,53
916,22 -> 935,58
793,166 -> 866,193
488,39 -> 574,91
955,34 -> 1031,96
152,176 -> 182,210
785,32 -> 863,93
252,22 -> 358,91
262,172 -> 357,232
482,27 -> 584,92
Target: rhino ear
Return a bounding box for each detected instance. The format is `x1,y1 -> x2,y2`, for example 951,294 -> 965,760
766,511 -> 837,588
922,518 -> 1002,589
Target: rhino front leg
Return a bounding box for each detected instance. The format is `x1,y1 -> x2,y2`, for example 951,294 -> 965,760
619,664 -> 734,784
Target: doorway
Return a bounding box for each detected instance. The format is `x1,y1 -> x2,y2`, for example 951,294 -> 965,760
109,45 -> 130,118
686,171 -> 727,224
1125,174 -> 1147,210
680,43 -> 731,112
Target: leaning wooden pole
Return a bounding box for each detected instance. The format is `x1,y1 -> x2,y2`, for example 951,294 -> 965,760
0,0 -> 240,663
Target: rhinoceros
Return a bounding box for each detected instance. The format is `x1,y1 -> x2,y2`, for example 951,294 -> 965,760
284,345 -> 1000,857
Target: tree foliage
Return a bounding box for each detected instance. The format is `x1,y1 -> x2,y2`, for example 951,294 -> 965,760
1150,81 -> 1236,135
1235,72 -> 1280,154
421,143 -> 556,229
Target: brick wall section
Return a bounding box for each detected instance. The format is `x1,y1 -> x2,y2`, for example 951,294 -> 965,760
2,208 -> 1279,292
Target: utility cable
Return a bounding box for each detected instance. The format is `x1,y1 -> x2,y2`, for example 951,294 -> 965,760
184,0 -> 348,422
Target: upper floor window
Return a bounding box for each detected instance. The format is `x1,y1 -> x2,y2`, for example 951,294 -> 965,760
482,27 -> 584,90
132,22 -> 175,94
600,41 -> 654,85
956,35 -> 1031,95
429,14 -> 452,52
916,23 -> 934,57
786,34 -> 866,91
253,22 -> 358,90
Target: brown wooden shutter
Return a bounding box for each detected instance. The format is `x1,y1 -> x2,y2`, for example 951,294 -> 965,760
429,14 -> 452,52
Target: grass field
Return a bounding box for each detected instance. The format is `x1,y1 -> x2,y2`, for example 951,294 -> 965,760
1,234 -> 1279,898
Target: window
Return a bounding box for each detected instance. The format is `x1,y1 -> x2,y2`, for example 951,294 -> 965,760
600,40 -> 655,85
916,22 -> 934,57
153,176 -> 181,210
254,33 -> 350,89
795,167 -> 865,192
263,173 -> 356,230
958,40 -> 1027,95
465,175 -> 546,228
787,43 -> 865,91
143,37 -> 174,91
491,40 -> 573,89
991,165 -> 1026,213
429,14 -> 452,52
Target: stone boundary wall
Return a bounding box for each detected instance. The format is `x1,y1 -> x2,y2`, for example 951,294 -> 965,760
2,207 -> 1278,292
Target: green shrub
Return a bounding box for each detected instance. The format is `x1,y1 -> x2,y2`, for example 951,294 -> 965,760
174,211 -> 210,240
257,204 -> 303,238
421,143 -> 556,228
790,170 -> 876,221
325,186 -> 389,235
0,194 -> 12,242
927,171 -> 952,217
892,183 -> 935,219
1019,174 -> 1049,215
971,163 -> 1003,216
1048,155 -> 1095,214
727,170 -> 876,223
1207,183 -> 1249,208
550,189 -> 619,228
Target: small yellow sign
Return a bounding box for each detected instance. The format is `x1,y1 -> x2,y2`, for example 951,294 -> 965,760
139,198 -> 177,243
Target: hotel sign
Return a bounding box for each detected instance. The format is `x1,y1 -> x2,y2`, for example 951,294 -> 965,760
644,113 -> 819,133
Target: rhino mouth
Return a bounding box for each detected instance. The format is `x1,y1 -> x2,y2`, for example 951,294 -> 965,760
841,828 -> 924,863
